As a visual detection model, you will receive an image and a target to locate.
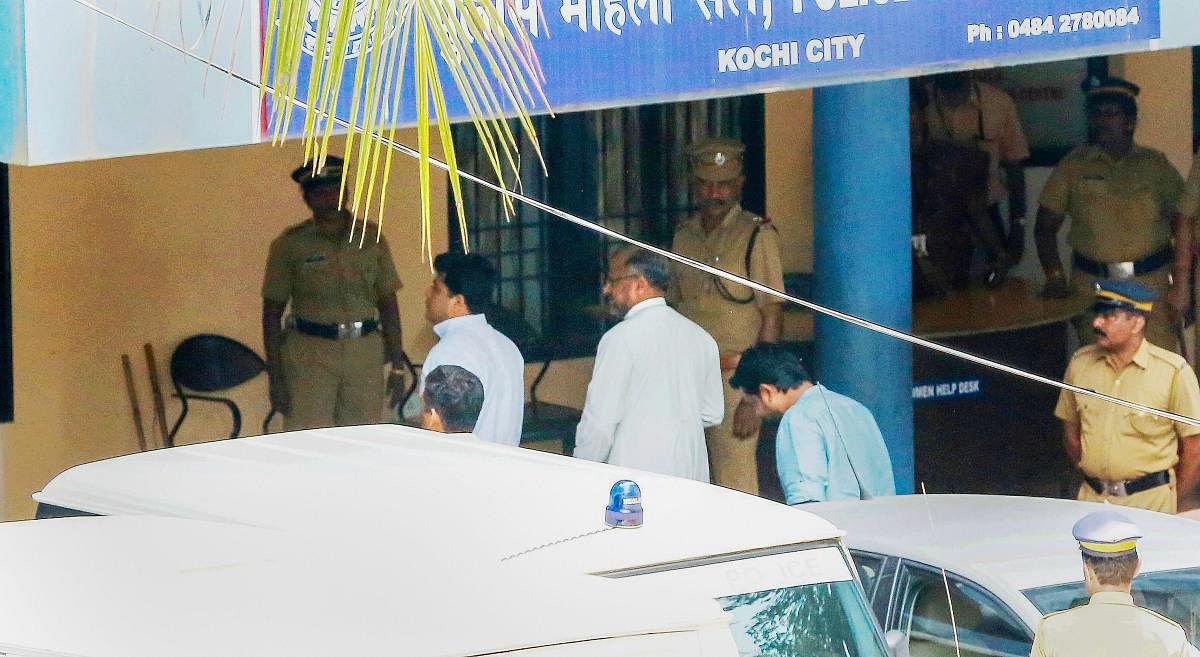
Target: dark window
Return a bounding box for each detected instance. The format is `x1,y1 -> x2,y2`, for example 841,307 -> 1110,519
719,579 -> 890,657
1023,567 -> 1200,648
892,561 -> 1032,657
850,550 -> 887,602
35,503 -> 97,520
451,97 -> 765,360
1194,46 -> 1200,151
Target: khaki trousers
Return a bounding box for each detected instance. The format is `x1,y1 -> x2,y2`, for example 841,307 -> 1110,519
281,331 -> 386,431
707,370 -> 759,495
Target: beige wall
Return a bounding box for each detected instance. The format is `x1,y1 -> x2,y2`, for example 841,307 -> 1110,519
765,89 -> 815,275
3,135 -> 450,519
1114,48 -> 1195,172
765,89 -> 816,341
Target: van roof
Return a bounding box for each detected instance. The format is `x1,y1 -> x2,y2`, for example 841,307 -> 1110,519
0,515 -> 733,657
36,425 -> 842,573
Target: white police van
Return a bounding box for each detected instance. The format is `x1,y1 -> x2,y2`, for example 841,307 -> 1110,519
24,425 -> 895,657
0,514 -> 762,657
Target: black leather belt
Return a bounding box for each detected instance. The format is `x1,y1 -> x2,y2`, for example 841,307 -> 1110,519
294,318 -> 379,340
1083,470 -> 1170,497
1073,246 -> 1172,279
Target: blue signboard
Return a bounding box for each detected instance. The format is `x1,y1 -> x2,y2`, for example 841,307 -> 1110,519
266,0 -> 1160,133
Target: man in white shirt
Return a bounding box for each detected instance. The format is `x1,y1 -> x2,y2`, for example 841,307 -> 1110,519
420,365 -> 486,435
421,252 -> 525,446
574,247 -> 724,481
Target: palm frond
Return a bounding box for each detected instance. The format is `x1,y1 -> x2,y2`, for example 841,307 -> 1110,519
262,0 -> 550,258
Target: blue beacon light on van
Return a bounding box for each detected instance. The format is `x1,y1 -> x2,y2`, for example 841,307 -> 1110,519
605,480 -> 643,528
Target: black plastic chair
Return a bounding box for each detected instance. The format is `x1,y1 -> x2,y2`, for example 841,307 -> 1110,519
392,356 -> 421,420
482,306 -> 581,452
166,334 -> 277,447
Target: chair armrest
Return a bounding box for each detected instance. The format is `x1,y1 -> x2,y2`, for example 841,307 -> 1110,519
529,359 -> 553,404
395,361 -> 423,419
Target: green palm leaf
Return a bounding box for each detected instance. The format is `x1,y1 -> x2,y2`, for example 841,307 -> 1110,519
262,0 -> 550,258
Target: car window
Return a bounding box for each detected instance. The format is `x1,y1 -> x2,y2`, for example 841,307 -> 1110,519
621,545 -> 888,657
719,580 -> 888,657
851,551 -> 886,600
1023,566 -> 1200,648
894,562 -> 1033,657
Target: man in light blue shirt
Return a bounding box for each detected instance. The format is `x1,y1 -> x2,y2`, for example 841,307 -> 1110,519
420,252 -> 525,446
729,344 -> 895,504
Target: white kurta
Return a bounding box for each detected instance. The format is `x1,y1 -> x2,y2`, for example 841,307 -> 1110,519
421,314 -> 525,446
574,297 -> 724,481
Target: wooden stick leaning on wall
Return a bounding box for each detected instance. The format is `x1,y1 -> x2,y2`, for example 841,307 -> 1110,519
121,354 -> 149,452
144,343 -> 169,449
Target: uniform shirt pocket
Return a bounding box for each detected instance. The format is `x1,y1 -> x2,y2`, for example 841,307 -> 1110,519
296,253 -> 342,303
1127,410 -> 1172,439
299,254 -> 337,279
300,254 -> 332,272
1071,178 -> 1108,207
1075,398 -> 1101,437
350,251 -> 380,293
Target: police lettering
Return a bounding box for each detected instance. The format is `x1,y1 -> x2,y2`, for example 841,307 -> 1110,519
718,42 -> 799,72
805,33 -> 864,62
717,33 -> 863,72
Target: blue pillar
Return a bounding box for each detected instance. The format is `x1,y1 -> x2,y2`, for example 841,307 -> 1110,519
812,79 -> 914,494
0,0 -> 25,163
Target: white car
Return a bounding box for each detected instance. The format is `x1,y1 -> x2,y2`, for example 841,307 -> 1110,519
0,514 -> 751,657
807,495 -> 1200,657
25,424 -> 895,657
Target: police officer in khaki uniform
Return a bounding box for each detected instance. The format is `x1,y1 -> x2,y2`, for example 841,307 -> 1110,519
925,71 -> 1030,261
1054,280 -> 1200,514
1165,150 -> 1200,358
1180,152 -> 1200,233
262,156 -> 409,431
672,137 -> 785,496
1030,510 -> 1197,657
1035,76 -> 1185,350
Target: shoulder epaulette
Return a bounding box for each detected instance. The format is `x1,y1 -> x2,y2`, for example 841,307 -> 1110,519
1136,605 -> 1184,629
1145,343 -> 1188,370
282,220 -> 311,236
675,215 -> 701,233
1136,145 -> 1171,163
1070,344 -> 1104,361
1039,607 -> 1075,621
748,213 -> 778,232
1072,144 -> 1103,162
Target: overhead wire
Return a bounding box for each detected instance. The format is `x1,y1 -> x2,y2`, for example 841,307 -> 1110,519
67,0 -> 1200,428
